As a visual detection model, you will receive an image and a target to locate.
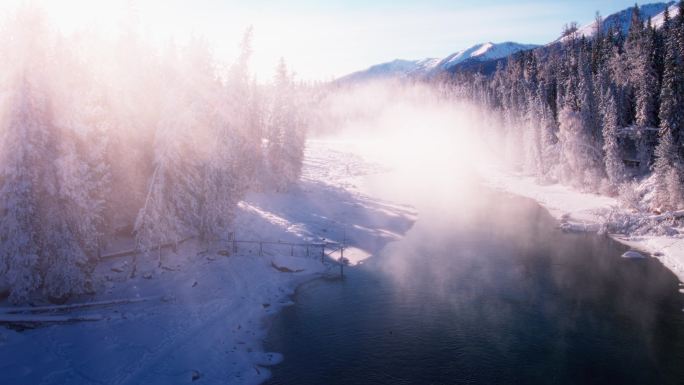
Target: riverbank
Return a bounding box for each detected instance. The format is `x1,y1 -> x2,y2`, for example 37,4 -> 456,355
0,140 -> 416,385
482,166 -> 684,284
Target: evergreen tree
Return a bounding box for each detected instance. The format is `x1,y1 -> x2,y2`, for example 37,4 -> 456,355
654,7 -> 684,209
267,59 -> 306,190
0,78 -> 48,303
602,87 -> 626,187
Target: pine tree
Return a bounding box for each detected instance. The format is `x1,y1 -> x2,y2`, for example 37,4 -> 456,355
654,7 -> 684,210
267,59 -> 306,190
602,87 -> 626,187
134,101 -> 202,266
0,78 -> 48,303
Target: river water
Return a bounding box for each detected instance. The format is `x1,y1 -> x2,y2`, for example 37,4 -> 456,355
264,172 -> 684,385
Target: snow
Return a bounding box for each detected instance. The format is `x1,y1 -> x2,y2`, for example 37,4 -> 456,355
338,41 -> 537,82
438,42 -> 539,70
559,2 -> 673,42
622,250 -> 646,259
652,3 -> 681,28
337,58 -> 440,83
0,140 -> 416,385
482,165 -> 684,283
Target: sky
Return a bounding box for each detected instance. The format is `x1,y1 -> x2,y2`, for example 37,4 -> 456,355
1,0 -> 657,80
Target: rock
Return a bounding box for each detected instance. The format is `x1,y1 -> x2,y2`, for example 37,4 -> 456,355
621,250 -> 646,259
217,250 -> 230,257
270,261 -> 304,273
191,370 -> 201,381
47,295 -> 70,305
142,272 -> 153,279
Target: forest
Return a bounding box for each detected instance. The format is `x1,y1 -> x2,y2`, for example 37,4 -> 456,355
3,2 -> 684,305
0,8 -> 310,303
448,3 -> 684,212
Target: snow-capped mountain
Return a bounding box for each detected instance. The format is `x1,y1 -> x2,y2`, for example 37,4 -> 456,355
652,2 -> 681,28
435,42 -> 539,72
338,41 -> 538,83
338,58 -> 440,83
340,2 -> 678,84
559,2 -> 674,42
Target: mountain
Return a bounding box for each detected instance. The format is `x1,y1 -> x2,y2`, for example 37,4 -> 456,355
340,2 -> 677,84
434,42 -> 539,72
338,41 -> 538,83
558,2 -> 674,42
652,2 -> 681,28
337,58 -> 440,83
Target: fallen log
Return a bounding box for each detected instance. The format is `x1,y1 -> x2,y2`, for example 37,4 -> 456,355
0,296 -> 160,314
0,313 -> 103,326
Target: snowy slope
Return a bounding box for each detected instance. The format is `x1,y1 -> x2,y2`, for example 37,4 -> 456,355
652,3 -> 681,28
338,41 -> 537,83
434,41 -> 539,72
0,140 -> 417,385
559,2 -> 673,42
338,58 -> 440,83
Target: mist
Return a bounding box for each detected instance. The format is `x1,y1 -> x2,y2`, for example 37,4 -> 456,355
315,81 -> 497,207
298,81 -> 510,292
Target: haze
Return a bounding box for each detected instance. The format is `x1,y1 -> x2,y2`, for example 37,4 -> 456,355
1,0 -> 650,80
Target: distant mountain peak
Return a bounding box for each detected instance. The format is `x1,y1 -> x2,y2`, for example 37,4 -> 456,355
338,41 -> 538,83
436,41 -> 539,72
558,2 -> 674,42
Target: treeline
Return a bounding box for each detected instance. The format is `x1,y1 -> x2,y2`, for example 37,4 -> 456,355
0,9 -> 310,303
449,3 -> 684,211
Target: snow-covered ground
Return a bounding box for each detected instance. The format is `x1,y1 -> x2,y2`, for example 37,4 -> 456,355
482,166 -> 684,284
0,140 -> 416,385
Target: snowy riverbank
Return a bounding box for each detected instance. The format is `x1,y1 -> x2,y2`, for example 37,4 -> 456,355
0,140 -> 416,385
483,166 -> 684,284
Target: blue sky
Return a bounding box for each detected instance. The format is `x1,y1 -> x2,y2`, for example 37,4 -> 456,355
3,0 -> 655,79
203,0 -> 651,79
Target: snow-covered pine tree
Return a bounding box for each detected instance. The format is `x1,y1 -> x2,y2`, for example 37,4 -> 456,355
521,52 -> 542,176
538,83 -> 558,180
654,7 -> 684,210
190,40 -> 243,243
602,86 -> 626,188
267,59 -> 306,190
0,77 -> 48,303
134,94 -> 203,267
134,42 -> 209,263
578,48 -> 604,188
631,15 -> 659,172
226,28 -> 263,191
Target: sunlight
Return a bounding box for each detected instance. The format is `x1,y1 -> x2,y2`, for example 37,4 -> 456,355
3,1 -> 684,384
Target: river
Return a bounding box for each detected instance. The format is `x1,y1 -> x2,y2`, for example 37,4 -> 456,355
264,169 -> 684,385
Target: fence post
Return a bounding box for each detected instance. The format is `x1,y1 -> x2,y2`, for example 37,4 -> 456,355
290,245 -> 294,256
306,246 -> 309,257
259,242 -> 263,256
232,234 -> 237,254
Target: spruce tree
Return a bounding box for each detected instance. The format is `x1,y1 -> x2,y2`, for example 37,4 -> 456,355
655,8 -> 684,209
602,87 -> 626,187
